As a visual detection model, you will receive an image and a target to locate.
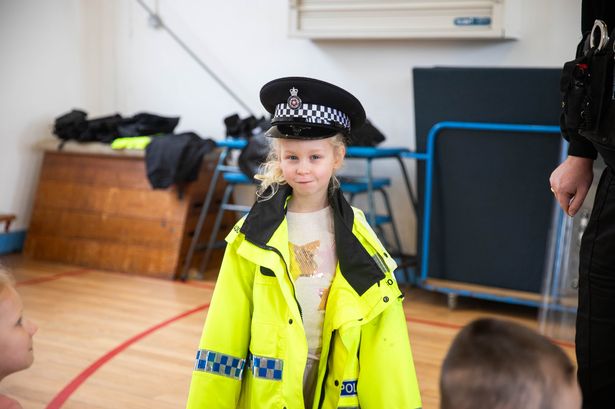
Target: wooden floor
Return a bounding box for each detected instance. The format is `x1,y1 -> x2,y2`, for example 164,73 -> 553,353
0,255 -> 575,409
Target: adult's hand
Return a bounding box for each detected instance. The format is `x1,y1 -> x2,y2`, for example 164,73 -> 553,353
549,155 -> 594,217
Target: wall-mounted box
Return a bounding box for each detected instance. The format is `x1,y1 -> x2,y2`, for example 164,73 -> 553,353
289,0 -> 520,40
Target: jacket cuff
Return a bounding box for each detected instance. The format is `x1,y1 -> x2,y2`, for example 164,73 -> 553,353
567,134 -> 597,159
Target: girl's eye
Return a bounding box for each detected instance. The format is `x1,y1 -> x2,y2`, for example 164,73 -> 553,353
310,155 -> 321,160
16,317 -> 23,327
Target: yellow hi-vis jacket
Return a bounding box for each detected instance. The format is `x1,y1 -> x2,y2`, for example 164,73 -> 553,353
186,185 -> 422,409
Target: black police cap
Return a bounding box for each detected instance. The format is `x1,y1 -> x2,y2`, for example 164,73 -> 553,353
259,76 -> 366,140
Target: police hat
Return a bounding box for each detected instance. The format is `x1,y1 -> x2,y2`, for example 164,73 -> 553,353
260,76 -> 366,139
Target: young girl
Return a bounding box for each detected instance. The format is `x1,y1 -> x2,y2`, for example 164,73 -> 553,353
186,77 -> 421,409
0,268 -> 38,409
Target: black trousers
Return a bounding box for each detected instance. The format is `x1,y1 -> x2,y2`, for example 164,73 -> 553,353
576,165 -> 615,408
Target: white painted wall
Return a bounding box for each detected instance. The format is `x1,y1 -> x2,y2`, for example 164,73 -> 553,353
0,0 -> 101,230
1,0 -> 582,252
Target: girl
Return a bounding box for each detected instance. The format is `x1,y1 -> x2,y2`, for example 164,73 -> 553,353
186,77 -> 421,409
0,268 -> 38,409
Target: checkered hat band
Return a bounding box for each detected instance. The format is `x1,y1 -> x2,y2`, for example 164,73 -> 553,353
194,349 -> 246,380
248,352 -> 283,381
273,103 -> 351,131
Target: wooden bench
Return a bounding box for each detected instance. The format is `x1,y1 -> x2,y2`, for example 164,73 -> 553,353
24,149 -> 233,279
0,214 -> 16,233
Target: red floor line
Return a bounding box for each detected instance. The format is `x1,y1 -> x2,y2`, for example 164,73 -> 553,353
406,316 -> 576,350
46,302 -> 210,409
407,316 -> 464,330
16,269 -> 90,287
101,270 -> 217,291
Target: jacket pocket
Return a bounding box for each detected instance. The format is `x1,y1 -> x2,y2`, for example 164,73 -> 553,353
250,321 -> 281,358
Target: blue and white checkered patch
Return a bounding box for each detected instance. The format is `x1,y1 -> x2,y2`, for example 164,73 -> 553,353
273,103 -> 351,131
340,380 -> 358,396
194,349 -> 246,380
248,353 -> 284,381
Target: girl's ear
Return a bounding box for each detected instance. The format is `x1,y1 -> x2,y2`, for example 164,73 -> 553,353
333,145 -> 346,170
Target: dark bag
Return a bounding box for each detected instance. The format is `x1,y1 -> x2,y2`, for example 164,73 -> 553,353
78,114 -> 123,143
53,110 -> 180,144
53,109 -> 122,143
561,20 -> 615,147
348,118 -> 385,146
234,116 -> 271,180
117,112 -> 180,137
53,109 -> 88,141
238,132 -> 270,180
224,114 -> 270,138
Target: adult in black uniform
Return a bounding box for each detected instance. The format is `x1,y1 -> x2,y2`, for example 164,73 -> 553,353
550,1 -> 615,407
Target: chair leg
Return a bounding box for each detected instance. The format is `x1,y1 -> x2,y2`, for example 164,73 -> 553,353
379,188 -> 410,282
348,192 -> 356,205
178,154 -> 224,281
198,183 -> 234,278
379,188 -> 403,255
375,225 -> 391,248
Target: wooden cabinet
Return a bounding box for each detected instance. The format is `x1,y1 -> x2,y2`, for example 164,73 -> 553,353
25,149 -> 231,279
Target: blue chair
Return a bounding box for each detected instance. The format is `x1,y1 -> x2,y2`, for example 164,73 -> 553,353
342,146 -> 419,283
339,175 -> 403,257
198,171 -> 253,276
179,139 -> 249,280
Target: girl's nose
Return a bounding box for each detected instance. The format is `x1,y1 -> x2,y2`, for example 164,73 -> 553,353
297,162 -> 310,174
25,318 -> 38,336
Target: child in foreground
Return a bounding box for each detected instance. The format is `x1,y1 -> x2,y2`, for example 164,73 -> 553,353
440,318 -> 581,409
0,268 -> 38,409
186,77 -> 421,408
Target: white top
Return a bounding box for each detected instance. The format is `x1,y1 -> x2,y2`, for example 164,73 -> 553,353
287,206 -> 337,360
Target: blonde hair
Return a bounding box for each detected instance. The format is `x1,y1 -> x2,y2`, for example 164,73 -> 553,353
254,133 -> 346,200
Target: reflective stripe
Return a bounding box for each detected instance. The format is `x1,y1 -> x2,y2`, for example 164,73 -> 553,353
193,349 -> 246,380
372,254 -> 388,274
248,353 -> 284,381
340,380 -> 358,396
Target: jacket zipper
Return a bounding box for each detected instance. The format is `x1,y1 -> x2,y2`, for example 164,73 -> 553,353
317,329 -> 336,409
252,240 -> 303,321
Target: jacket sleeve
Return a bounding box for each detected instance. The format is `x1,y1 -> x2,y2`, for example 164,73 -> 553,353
566,130 -> 598,159
357,297 -> 422,409
186,236 -> 255,409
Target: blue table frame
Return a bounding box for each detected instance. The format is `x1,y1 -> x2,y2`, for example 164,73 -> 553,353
414,121 -> 564,308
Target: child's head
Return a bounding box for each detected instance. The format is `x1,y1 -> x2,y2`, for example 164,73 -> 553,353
440,318 -> 581,409
257,76 -> 365,200
0,268 -> 37,381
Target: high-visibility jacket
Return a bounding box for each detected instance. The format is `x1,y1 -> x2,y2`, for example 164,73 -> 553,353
186,185 -> 422,409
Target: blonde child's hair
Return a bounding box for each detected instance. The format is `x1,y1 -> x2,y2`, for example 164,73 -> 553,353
254,133 -> 346,200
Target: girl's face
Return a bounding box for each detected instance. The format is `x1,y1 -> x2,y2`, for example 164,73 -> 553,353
278,137 -> 345,205
0,286 -> 37,379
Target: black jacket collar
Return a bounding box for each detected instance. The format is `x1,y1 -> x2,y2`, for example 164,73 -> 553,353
241,185 -> 385,295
